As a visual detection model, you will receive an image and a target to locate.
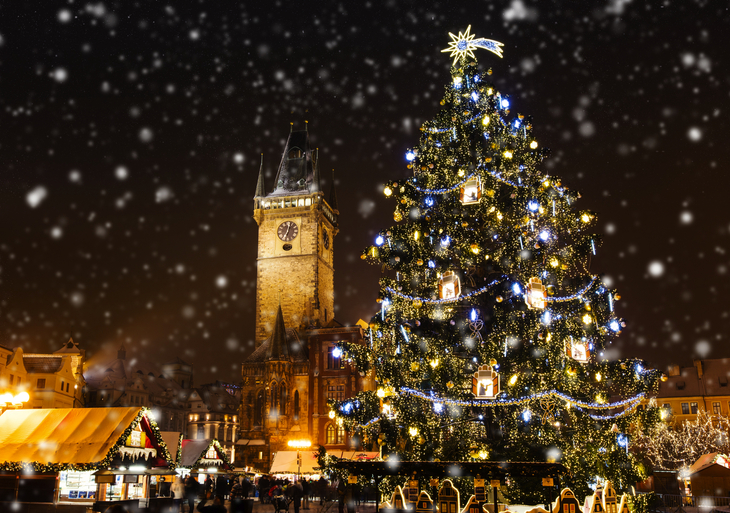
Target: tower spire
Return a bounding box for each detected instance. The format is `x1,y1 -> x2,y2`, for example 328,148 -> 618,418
311,146 -> 321,192
267,304 -> 290,360
329,168 -> 338,211
254,153 -> 266,198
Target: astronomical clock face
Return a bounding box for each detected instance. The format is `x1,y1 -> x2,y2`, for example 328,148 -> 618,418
277,221 -> 299,241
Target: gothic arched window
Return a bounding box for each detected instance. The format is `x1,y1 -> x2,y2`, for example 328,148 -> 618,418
254,390 -> 264,429
271,383 -> 278,415
294,390 -> 300,421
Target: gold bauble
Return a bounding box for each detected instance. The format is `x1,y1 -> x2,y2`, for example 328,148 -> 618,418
394,211 -> 403,221
496,296 -> 503,302
660,375 -> 668,382
416,259 -> 423,266
413,299 -> 423,308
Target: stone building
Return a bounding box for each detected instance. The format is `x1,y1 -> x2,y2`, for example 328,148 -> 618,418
0,338 -> 86,409
238,125 -> 374,471
84,345 -> 191,432
187,382 -> 241,463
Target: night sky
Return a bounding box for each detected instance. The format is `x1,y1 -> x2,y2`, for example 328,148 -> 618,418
2,1 -> 729,384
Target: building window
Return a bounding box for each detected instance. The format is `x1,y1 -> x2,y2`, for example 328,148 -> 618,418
327,347 -> 344,370
326,423 -> 345,445
294,390 -> 300,421
681,403 -> 689,414
37,379 -> 46,389
662,403 -> 671,411
690,402 -> 699,414
254,390 -> 264,429
271,383 -> 278,414
327,385 -> 345,401
197,424 -> 205,439
714,402 -> 722,415
60,380 -> 64,390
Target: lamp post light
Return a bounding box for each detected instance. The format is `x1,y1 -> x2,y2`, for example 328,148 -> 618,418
0,391 -> 30,413
287,439 -> 312,480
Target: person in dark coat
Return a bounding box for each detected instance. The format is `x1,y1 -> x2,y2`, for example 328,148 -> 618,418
317,476 -> 327,504
215,474 -> 229,499
259,476 -> 270,503
291,480 -> 304,513
241,476 -> 252,498
204,475 -> 214,498
336,478 -> 346,513
185,475 -> 200,513
301,478 -> 310,509
158,476 -> 172,497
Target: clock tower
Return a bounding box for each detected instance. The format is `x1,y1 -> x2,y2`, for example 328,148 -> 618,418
252,124 -> 339,345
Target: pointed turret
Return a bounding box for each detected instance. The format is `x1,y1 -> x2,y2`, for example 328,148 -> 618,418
269,127 -> 317,196
328,168 -> 338,211
254,154 -> 266,198
266,305 -> 290,360
117,343 -> 126,360
311,148 -> 321,193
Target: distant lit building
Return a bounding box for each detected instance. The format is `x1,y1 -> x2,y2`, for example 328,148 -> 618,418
652,358 -> 730,422
187,382 -> 241,463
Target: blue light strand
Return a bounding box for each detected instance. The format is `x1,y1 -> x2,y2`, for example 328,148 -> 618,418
410,173 -> 476,195
545,276 -> 597,303
385,278 -> 503,305
400,386 -> 646,412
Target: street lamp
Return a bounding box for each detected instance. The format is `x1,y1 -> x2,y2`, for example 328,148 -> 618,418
0,392 -> 30,412
287,439 -> 312,479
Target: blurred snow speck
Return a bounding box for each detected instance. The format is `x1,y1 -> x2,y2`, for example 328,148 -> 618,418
648,261 -> 665,277
601,275 -> 614,288
115,166 -> 129,180
226,338 -> 239,351
233,153 -> 244,164
181,305 -> 195,319
69,170 -> 82,183
680,211 -> 693,225
216,275 -> 228,288
503,0 -> 538,21
52,68 -> 68,83
189,29 -> 200,41
50,227 -> 63,239
578,121 -> 595,138
139,127 -> 154,143
155,187 -> 173,203
70,292 -> 84,307
58,9 -> 72,23
605,223 -> 616,234
695,340 -> 711,358
358,198 -> 376,219
26,186 -> 48,208
687,127 -> 702,142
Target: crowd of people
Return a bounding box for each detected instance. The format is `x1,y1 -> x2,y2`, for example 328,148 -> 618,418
106,473 -> 364,513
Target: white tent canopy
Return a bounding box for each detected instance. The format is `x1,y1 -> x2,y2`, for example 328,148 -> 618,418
269,451 -> 378,474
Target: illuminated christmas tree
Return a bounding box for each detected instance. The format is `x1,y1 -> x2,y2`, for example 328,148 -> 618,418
331,27 -> 662,502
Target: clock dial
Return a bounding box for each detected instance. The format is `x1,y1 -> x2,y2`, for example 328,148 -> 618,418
323,229 -> 330,249
277,221 -> 298,241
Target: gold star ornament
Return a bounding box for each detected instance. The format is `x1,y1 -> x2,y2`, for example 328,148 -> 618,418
441,25 -> 504,65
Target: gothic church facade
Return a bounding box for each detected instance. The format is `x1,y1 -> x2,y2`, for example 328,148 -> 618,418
238,125 -> 374,471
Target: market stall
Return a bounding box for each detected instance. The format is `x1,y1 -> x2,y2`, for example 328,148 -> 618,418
0,406 -> 174,512
688,453 -> 730,497
179,438 -> 233,474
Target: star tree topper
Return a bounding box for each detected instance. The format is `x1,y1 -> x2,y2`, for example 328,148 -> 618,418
441,25 -> 504,65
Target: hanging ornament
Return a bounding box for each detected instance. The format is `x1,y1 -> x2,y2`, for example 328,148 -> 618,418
438,271 -> 462,299
539,395 -> 557,425
460,176 -> 482,205
567,338 -> 590,363
525,277 -> 546,309
472,364 -> 500,399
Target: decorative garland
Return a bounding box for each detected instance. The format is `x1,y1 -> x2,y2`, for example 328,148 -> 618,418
386,278 -> 503,305
409,173 -> 477,195
545,276 -> 597,302
400,387 -> 646,412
